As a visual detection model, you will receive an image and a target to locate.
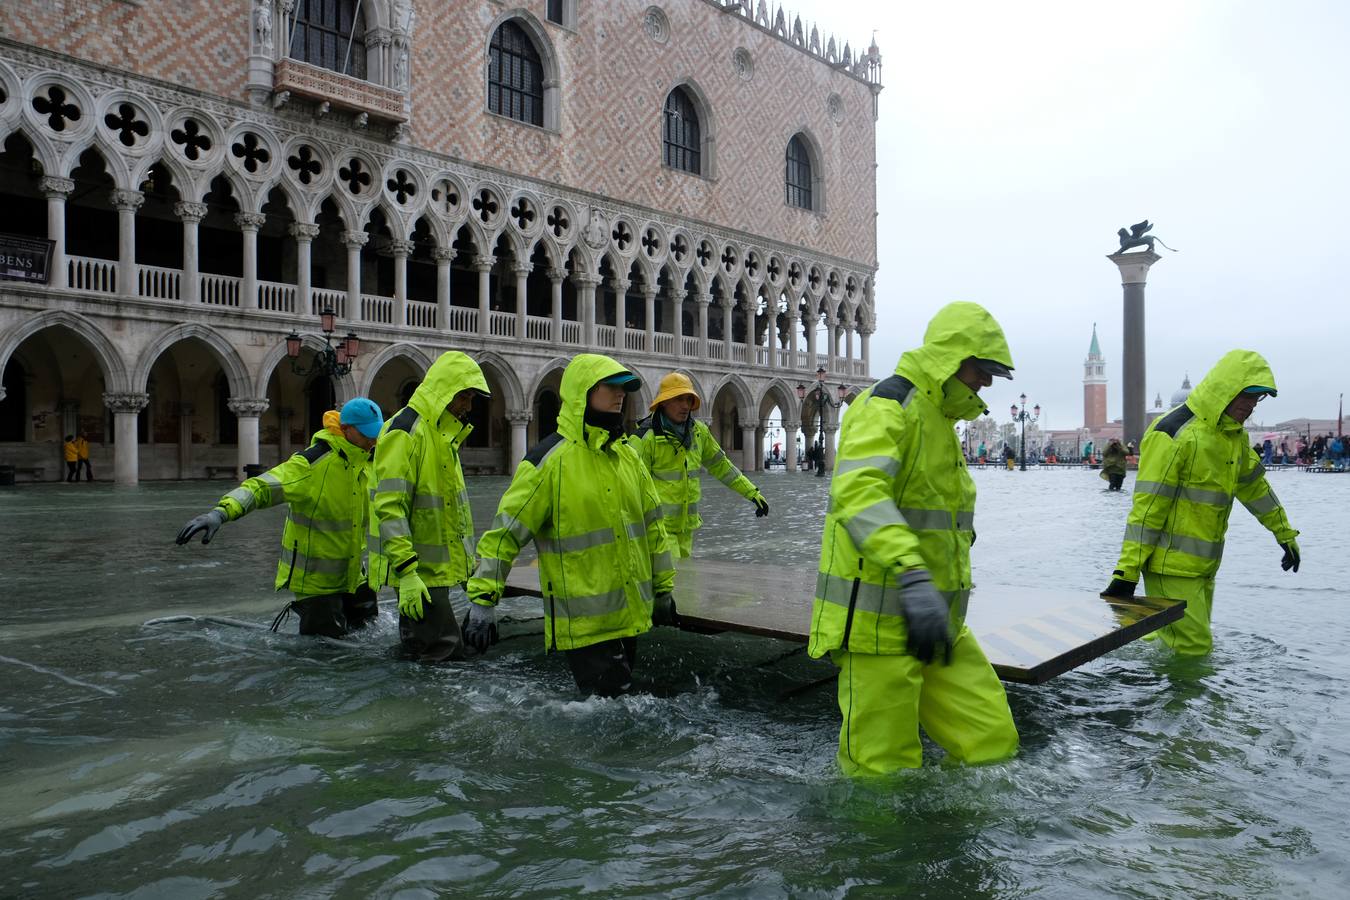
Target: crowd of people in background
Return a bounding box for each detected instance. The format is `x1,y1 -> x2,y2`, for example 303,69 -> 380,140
1262,433 -> 1346,468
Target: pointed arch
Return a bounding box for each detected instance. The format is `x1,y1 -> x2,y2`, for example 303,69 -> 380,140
132,322 -> 251,398
473,349 -> 525,410
663,78 -> 717,179
253,333 -> 356,401
0,310 -> 129,393
356,341 -> 435,395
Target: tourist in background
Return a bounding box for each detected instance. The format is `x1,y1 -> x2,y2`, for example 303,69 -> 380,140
62,434 -> 78,483
368,351 -> 490,663
809,301 -> 1020,775
1100,439 -> 1127,491
74,432 -> 92,482
174,398 -> 384,637
1102,350 -> 1300,655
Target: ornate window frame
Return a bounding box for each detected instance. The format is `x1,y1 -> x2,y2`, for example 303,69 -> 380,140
483,12 -> 561,133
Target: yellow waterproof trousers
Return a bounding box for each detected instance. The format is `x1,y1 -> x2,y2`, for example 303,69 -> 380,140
833,625 -> 1019,776
1143,571 -> 1216,656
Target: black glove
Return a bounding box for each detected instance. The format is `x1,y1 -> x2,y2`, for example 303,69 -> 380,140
176,508 -> 226,545
753,496 -> 769,518
1280,539 -> 1300,573
461,601 -> 498,653
897,569 -> 952,665
1100,570 -> 1138,600
652,592 -> 679,627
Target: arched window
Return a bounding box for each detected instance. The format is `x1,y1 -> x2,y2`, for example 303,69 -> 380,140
489,22 -> 544,126
290,0 -> 367,79
663,88 -> 701,174
785,135 -> 813,210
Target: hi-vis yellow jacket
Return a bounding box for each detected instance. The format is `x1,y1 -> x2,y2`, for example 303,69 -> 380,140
634,416 -> 762,548
468,354 -> 675,652
808,302 -> 1012,658
1114,349 -> 1298,581
218,413 -> 370,597
368,351 -> 488,589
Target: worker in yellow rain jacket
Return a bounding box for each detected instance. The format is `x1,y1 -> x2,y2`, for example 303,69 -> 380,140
175,398 -> 383,637
808,301 -> 1020,776
62,434 -> 79,482
634,372 -> 768,559
1102,349 -> 1300,655
368,350 -> 489,663
466,353 -> 676,697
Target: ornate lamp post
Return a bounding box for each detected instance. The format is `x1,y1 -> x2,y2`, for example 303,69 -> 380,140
284,306 -> 360,378
796,366 -> 848,477
1010,393 -> 1040,472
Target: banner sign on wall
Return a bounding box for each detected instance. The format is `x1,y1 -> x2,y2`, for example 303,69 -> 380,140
0,234 -> 55,285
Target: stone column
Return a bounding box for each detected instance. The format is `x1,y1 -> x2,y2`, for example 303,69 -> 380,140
390,239 -> 414,326
506,409 -> 532,474
548,268 -> 564,343
822,423 -> 839,474
433,247 -> 455,332
612,278 -> 630,352
103,391 -> 148,485
740,422 -> 758,473
176,402 -> 194,480
826,321 -> 838,374
175,202 -> 208,305
783,419 -> 800,472
643,285 -> 657,352
475,255 -> 494,337
695,291 -> 711,359
234,211 -> 265,310
575,272 -> 600,347
1108,250 -> 1162,447
41,176 -> 74,289
787,305 -> 801,369
278,406 -> 294,463
289,222 -> 319,314
764,311 -> 777,369
342,231 -> 367,322
859,326 -> 872,376
804,309 -> 818,367
668,285 -> 685,358
844,325 -> 855,375
228,397 -> 269,481
110,189 -> 144,297
513,263 -> 532,340
721,299 -> 734,359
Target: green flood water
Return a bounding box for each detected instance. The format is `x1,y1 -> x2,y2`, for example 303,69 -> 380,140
1,468 -> 1347,898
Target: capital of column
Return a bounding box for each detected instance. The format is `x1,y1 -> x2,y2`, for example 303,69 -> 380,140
1106,250 -> 1162,285
640,286 -> 659,300
472,255 -> 496,272
693,291 -> 712,306
177,402 -> 195,416
288,222 -> 321,241
610,278 -> 630,294
512,262 -> 533,276
234,211 -> 266,232
109,189 -> 144,212
782,419 -> 802,431
546,267 -> 565,283
572,272 -> 602,288
227,397 -> 270,417
342,230 -> 369,249
102,391 -> 149,414
432,247 -> 457,263
506,409 -> 533,425
40,175 -> 75,198
174,201 -> 209,223
388,239 -> 416,257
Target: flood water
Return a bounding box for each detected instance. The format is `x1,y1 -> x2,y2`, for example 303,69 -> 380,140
2,466 -> 1347,898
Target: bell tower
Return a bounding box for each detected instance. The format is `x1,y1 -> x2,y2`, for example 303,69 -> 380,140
1084,323 -> 1107,430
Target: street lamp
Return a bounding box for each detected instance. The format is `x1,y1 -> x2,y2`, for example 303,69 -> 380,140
285,307 -> 360,378
1010,393 -> 1040,472
796,366 -> 849,477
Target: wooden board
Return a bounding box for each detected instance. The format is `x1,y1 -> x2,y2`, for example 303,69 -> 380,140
505,558 -> 1184,685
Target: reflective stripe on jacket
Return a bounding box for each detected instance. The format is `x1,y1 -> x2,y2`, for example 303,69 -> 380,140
635,417 -> 761,542
368,351 -> 488,589
469,353 -> 676,652
809,302 -> 1012,658
217,422 -> 370,597
1115,349 -> 1298,581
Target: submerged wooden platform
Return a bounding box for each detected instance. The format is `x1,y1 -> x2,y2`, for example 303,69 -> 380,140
504,558 -> 1184,685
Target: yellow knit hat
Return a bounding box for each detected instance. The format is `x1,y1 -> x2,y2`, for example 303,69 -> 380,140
649,372 -> 701,412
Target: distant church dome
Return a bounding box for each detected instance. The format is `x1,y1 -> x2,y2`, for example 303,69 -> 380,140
1169,374 -> 1193,407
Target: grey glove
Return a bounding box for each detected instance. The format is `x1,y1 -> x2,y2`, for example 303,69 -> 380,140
898,569 -> 952,665
652,592 -> 679,627
175,508 -> 226,545
461,601 -> 498,653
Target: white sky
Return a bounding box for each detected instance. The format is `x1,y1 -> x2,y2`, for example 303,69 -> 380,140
785,0 -> 1350,429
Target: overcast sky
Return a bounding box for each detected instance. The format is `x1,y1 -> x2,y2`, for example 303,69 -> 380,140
785,0 -> 1349,429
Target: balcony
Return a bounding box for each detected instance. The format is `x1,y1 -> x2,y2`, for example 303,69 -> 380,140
273,59 -> 407,124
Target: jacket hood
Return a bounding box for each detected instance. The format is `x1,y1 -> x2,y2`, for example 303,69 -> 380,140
322,409 -> 342,436
897,301 -> 1013,390
311,422 -> 370,464
1186,349 -> 1277,429
559,353 -> 634,445
408,351 -> 489,421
